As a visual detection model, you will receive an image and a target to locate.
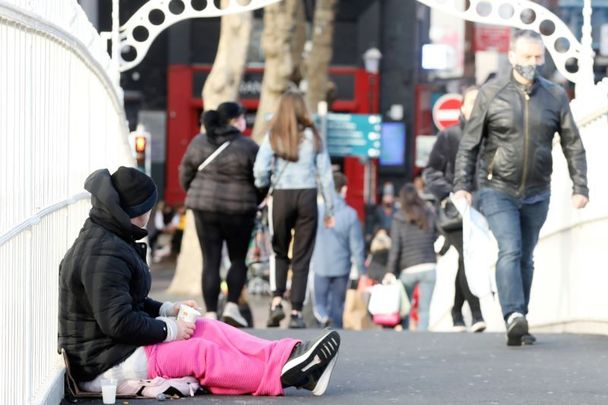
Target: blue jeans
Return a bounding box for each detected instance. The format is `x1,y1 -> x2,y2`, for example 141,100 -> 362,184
477,188 -> 550,319
313,274 -> 350,329
399,269 -> 436,330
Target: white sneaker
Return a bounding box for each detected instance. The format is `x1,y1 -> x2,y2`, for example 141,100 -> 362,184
203,311 -> 218,320
470,320 -> 487,333
222,302 -> 248,327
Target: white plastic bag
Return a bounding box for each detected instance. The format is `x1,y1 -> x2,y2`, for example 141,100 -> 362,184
368,276 -> 411,326
452,195 -> 498,298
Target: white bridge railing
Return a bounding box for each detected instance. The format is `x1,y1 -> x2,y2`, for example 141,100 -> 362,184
0,1 -> 132,403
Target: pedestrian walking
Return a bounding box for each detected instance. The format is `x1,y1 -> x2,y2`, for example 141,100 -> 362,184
311,172 -> 366,328
253,89 -> 335,329
423,86 -> 486,333
179,102 -> 261,327
454,30 -> 588,346
58,167 -> 341,397
387,183 -> 438,331
366,182 -> 398,243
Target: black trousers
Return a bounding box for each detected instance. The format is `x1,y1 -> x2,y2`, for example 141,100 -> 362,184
193,210 -> 255,312
270,189 -> 318,311
444,229 -> 483,322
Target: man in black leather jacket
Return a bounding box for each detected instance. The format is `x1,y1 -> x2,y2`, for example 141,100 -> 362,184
453,30 -> 589,347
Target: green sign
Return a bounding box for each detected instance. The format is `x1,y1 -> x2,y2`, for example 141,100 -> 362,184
318,113 -> 382,159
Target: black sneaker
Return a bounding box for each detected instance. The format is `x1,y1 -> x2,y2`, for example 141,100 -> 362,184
506,313 -> 528,346
281,330 -> 340,396
522,333 -> 536,345
288,313 -> 306,329
267,303 -> 285,328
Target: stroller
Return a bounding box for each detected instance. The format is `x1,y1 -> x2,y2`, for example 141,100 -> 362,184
246,206 -> 273,296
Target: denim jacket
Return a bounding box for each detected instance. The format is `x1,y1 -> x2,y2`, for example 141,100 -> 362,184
311,197 -> 366,278
253,129 -> 335,216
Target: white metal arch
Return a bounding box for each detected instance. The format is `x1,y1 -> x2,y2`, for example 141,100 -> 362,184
118,0 -> 280,72
415,0 -> 593,86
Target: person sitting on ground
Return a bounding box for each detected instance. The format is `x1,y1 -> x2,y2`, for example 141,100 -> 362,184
58,167 -> 341,397
149,200 -> 179,262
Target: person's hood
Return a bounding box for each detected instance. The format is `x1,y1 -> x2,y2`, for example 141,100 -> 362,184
84,169 -> 148,241
207,125 -> 241,146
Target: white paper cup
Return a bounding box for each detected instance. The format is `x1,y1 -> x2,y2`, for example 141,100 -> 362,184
177,304 -> 201,323
101,379 -> 117,404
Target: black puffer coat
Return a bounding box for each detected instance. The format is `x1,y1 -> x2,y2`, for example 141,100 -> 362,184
423,121 -> 464,201
58,169 -> 167,382
179,126 -> 260,215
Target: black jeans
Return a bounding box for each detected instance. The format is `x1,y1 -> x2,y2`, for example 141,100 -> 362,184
270,189 -> 318,311
193,210 -> 255,312
444,229 -> 483,322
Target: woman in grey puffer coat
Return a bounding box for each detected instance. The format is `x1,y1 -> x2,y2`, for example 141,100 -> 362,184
386,183 -> 438,330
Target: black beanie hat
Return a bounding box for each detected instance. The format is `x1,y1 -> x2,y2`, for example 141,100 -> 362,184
111,166 -> 158,218
201,102 -> 245,131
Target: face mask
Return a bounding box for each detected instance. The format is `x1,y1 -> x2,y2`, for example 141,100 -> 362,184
514,64 -> 538,81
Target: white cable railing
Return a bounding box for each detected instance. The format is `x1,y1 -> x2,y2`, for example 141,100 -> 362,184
0,1 -> 132,403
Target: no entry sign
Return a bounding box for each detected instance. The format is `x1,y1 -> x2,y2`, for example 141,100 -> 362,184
433,93 -> 463,131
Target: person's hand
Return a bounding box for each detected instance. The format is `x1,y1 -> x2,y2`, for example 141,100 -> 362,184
357,275 -> 370,291
382,272 -> 396,285
171,300 -> 201,317
324,216 -> 336,228
572,194 -> 588,209
176,319 -> 195,340
454,190 -> 472,206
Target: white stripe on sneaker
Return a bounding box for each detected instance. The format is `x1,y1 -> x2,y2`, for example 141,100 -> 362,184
312,352 -> 339,396
281,331 -> 335,376
301,355 -> 322,372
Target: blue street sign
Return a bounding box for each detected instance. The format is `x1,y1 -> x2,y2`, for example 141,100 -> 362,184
316,113 -> 382,159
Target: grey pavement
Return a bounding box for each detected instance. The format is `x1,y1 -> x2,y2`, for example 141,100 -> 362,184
62,258 -> 608,404
62,330 -> 608,405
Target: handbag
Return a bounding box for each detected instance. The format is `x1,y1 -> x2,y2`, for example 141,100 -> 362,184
342,288 -> 374,331
437,195 -> 462,232
367,279 -> 410,327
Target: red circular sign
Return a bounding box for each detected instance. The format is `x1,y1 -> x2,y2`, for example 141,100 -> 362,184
433,94 -> 463,131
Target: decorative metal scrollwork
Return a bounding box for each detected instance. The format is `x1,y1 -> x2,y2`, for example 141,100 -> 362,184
415,0 -> 593,85
118,0 -> 280,72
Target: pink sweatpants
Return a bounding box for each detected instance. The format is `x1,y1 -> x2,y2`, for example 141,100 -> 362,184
144,319 -> 300,396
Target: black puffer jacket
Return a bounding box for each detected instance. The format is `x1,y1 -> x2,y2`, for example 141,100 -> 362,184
386,209 -> 438,275
58,169 -> 167,382
423,120 -> 464,201
179,126 -> 260,214
454,73 -> 588,198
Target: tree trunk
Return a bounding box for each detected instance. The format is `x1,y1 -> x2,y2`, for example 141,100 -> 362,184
169,2 -> 252,299
202,1 -> 253,109
252,0 -> 303,142
305,0 -> 338,113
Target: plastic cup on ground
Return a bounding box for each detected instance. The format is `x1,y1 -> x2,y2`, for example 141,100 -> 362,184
177,304 -> 201,323
101,379 -> 117,404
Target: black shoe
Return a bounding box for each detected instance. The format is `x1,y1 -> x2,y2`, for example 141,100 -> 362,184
288,313 -> 306,329
267,303 -> 285,328
506,313 -> 528,347
453,320 -> 466,332
522,333 -> 536,345
281,330 -> 340,396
